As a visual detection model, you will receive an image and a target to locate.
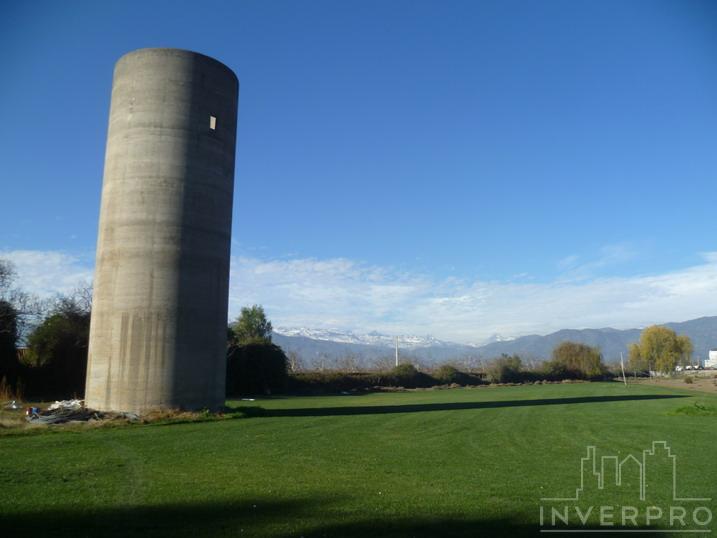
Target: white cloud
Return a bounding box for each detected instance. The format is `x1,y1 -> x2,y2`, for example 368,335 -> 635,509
0,250 -> 94,297
230,251 -> 717,343
3,249 -> 717,344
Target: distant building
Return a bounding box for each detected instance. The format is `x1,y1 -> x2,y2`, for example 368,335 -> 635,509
706,350 -> 717,369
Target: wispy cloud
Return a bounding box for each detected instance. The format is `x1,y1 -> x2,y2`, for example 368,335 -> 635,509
556,243 -> 637,282
232,249 -> 717,343
2,248 -> 717,344
0,250 -> 94,297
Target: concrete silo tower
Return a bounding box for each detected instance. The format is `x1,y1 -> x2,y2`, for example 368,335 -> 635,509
86,48 -> 239,413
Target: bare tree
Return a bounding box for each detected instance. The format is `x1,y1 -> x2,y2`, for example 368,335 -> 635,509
286,350 -> 304,373
50,282 -> 93,317
370,355 -> 395,371
336,354 -> 360,373
0,259 -> 44,344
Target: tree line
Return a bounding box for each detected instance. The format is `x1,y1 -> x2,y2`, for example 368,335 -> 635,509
0,256 -> 698,400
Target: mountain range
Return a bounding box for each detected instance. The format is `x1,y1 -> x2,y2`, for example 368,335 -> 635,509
272,316 -> 717,368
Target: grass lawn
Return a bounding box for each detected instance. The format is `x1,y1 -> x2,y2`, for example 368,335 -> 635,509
1,382 -> 716,537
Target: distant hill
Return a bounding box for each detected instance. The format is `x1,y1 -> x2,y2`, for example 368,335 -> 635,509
474,327 -> 642,362
272,316 -> 717,367
479,316 -> 717,363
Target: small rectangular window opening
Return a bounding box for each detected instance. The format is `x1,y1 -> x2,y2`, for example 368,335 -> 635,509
209,116 -> 217,130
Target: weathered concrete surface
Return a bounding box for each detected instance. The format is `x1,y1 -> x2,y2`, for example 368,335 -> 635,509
86,48 -> 239,413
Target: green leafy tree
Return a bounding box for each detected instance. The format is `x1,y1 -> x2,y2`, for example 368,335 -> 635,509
677,334 -> 694,366
628,326 -> 691,374
0,260 -> 36,390
226,305 -> 287,395
627,342 -> 645,371
546,342 -> 605,379
226,342 -> 288,395
0,299 -> 19,387
229,305 -> 273,345
25,293 -> 91,398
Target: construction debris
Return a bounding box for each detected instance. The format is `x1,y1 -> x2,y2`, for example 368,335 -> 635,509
48,399 -> 84,411
25,400 -> 139,425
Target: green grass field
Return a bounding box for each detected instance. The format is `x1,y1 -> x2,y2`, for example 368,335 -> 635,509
1,382 -> 716,537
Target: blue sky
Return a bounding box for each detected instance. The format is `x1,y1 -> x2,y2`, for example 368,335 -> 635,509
1,1 -> 716,342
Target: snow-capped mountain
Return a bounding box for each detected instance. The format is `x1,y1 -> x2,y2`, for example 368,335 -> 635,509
477,333 -> 516,345
272,328 -> 483,368
274,327 -> 461,349
272,316 -> 717,368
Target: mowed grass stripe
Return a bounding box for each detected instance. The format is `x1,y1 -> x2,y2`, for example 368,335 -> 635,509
0,382 -> 714,537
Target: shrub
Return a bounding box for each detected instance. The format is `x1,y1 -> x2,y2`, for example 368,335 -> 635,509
226,343 -> 288,396
684,376 -> 694,384
392,363 -> 417,376
288,371 -> 386,394
388,363 -> 434,388
486,354 -> 523,383
287,366 -> 485,393
433,364 -> 461,384
432,364 -> 482,385
391,363 -> 417,386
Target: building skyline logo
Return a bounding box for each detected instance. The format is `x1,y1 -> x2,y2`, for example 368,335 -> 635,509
541,441 -> 711,503
539,441 -> 713,533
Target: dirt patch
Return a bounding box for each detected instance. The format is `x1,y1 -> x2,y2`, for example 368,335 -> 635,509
632,374 -> 717,394
0,403 -> 241,435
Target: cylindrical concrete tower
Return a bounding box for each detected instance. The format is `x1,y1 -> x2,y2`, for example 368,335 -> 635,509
86,48 -> 239,413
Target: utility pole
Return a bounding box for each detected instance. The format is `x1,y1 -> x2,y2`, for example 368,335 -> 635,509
620,352 -> 628,387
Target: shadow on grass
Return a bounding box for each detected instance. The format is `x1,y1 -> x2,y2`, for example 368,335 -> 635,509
234,394 -> 687,418
225,390 -> 374,403
0,498 -> 314,538
0,498 -> 661,537
311,519 -> 669,538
